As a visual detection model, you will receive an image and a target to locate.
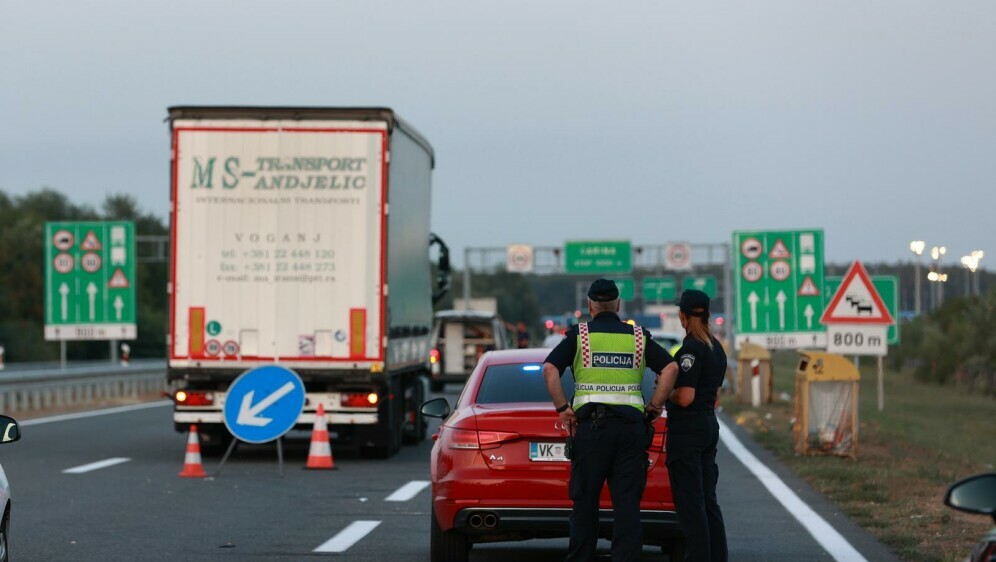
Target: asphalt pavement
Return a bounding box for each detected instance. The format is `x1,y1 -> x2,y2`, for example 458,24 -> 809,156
0,385 -> 901,561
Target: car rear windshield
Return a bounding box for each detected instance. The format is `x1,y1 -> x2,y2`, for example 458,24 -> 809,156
475,364 -> 659,405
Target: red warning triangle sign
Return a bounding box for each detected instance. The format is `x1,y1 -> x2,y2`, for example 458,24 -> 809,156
108,268 -> 129,289
80,230 -> 102,251
820,261 -> 894,325
798,276 -> 819,296
768,238 -> 790,259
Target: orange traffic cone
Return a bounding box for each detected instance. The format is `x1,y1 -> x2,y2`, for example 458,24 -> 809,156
306,404 -> 336,469
178,424 -> 208,478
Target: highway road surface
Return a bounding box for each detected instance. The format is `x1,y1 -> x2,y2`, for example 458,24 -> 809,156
2,385 -> 901,561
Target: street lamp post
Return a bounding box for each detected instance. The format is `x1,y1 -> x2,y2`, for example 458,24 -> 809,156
909,241 -> 925,315
930,246 -> 947,309
960,250 -> 984,296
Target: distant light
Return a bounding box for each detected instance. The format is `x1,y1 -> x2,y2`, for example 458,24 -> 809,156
574,310 -> 582,318
545,320 -> 554,329
716,317 -> 725,326
522,365 -> 541,372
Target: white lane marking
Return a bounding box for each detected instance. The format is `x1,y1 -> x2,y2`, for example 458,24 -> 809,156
63,457 -> 131,474
313,520 -> 381,553
385,480 -> 430,502
718,419 -> 869,562
21,401 -> 172,427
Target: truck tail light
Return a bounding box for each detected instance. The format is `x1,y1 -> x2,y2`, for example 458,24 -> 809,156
342,392 -> 378,408
430,349 -> 440,364
175,390 -> 214,406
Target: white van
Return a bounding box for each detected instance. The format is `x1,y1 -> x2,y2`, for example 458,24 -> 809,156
430,310 -> 511,391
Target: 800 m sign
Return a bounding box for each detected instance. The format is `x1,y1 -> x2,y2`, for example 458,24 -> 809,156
827,325 -> 888,356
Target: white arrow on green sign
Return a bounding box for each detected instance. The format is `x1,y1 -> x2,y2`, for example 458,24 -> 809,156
44,221 -> 137,341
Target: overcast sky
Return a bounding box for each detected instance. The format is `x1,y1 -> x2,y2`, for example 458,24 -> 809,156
2,1 -> 993,266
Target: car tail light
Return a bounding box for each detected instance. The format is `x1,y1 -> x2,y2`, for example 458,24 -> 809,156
648,432 -> 665,452
430,349 -> 440,364
174,390 -> 214,406
446,429 -> 518,450
448,428 -> 480,449
342,392 -> 378,408
477,431 -> 519,450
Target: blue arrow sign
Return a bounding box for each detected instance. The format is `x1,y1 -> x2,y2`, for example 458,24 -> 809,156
223,365 -> 306,444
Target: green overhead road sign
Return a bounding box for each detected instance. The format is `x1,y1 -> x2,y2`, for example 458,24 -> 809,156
608,278 -> 635,301
564,241 -> 631,274
642,276 -> 676,303
682,275 -> 717,299
733,229 -> 826,349
45,222 -> 137,341
826,275 -> 900,345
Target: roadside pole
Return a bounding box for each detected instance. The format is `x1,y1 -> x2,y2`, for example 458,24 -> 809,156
877,356 -> 885,411
462,248 -> 471,310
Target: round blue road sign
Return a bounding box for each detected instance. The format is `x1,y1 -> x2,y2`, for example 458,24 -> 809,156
223,365 -> 306,444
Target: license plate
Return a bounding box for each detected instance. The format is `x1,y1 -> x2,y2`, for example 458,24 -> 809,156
529,442 -> 568,462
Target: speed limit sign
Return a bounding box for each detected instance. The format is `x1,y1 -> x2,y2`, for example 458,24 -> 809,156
664,243 -> 692,271
506,244 -> 534,273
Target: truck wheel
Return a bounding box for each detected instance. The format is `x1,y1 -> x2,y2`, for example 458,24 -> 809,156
198,430 -> 232,457
430,504 -> 468,562
403,378 -> 427,445
665,538 -> 686,561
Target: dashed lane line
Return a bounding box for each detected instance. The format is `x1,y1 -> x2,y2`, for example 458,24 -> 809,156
314,520 -> 381,553
718,418 -> 870,562
63,457 -> 131,474
385,480 -> 430,502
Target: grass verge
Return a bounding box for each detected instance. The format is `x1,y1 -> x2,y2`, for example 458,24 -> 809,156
722,351 -> 995,562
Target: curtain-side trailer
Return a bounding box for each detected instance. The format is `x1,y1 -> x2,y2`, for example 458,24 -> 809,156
166,106 -> 449,457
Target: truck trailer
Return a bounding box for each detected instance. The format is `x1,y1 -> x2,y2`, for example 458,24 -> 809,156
166,106 -> 449,457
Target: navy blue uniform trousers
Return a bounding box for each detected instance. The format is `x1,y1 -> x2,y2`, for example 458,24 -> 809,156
566,416 -> 647,562
665,412 -> 728,562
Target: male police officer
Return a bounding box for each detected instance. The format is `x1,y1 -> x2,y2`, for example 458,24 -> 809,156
543,279 -> 679,562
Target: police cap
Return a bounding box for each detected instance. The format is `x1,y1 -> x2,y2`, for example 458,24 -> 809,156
587,279 -> 619,302
679,289 -> 710,316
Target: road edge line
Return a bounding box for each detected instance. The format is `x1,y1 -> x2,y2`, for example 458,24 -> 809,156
21,400 -> 172,427
718,418 -> 870,562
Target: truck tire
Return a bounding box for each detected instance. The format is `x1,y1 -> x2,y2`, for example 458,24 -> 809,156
198,430 -> 232,457
403,377 -> 427,445
430,504 -> 468,562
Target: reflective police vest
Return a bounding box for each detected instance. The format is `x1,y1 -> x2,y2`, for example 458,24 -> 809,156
571,323 -> 645,412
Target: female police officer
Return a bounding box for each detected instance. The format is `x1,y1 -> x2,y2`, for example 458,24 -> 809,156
644,289 -> 728,562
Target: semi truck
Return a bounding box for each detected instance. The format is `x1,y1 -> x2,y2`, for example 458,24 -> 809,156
166,106 -> 450,457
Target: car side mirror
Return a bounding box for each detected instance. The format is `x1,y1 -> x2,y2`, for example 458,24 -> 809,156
944,473 -> 996,519
420,398 -> 451,419
0,416 -> 21,444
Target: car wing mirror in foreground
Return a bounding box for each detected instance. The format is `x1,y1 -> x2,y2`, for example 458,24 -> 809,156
944,473 -> 996,523
420,398 -> 451,419
0,416 -> 20,444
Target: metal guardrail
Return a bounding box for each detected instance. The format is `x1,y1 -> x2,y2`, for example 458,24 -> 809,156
0,360 -> 167,414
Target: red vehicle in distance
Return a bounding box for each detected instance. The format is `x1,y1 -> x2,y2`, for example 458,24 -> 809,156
421,348 -> 684,562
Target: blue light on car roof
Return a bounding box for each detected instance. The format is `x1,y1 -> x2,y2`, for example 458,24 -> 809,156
522,365 -> 541,372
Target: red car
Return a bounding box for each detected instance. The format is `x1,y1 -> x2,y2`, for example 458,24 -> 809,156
421,348 -> 684,562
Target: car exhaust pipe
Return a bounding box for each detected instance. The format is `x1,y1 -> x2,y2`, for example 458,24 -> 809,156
468,514 -> 484,529
483,513 -> 497,528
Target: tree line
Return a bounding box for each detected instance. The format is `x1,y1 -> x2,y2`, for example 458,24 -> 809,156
0,189 -> 168,361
